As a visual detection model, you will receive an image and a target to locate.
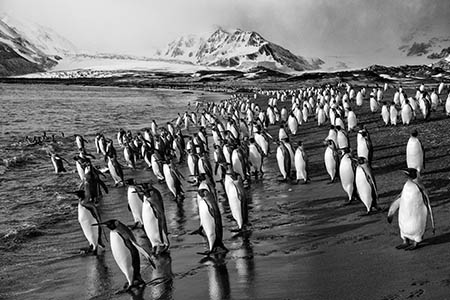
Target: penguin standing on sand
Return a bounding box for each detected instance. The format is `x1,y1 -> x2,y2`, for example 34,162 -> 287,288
70,190 -> 105,255
135,184 -> 170,254
339,148 -> 357,204
294,141 -> 309,184
357,127 -> 373,166
92,219 -> 154,292
406,130 -> 425,174
388,168 -> 435,250
163,160 -> 184,202
355,157 -> 379,214
324,139 -> 339,183
192,188 -> 228,255
401,99 -> 413,125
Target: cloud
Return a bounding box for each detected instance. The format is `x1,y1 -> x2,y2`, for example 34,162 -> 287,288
1,0 -> 448,59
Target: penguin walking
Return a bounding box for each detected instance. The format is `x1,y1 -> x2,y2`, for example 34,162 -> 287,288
192,189 -> 228,255
276,141 -> 291,182
324,139 -> 339,183
356,127 -> 373,166
294,142 -> 309,184
339,148 -> 356,203
70,190 -> 105,255
355,157 -> 379,214
163,160 -> 184,202
50,153 -> 69,173
135,184 -> 170,254
93,220 -> 154,292
151,151 -> 165,182
126,179 -> 144,228
388,168 -> 435,250
75,134 -> 89,150
406,130 -> 425,174
107,155 -> 124,186
248,138 -> 263,179
224,166 -> 248,232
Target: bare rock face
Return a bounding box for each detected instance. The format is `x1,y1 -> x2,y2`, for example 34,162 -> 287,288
160,28 -> 319,72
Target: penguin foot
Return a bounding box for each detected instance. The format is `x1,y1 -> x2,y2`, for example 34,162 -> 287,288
343,201 -> 353,206
79,247 -> 94,255
404,242 -> 418,251
278,178 -> 288,183
395,242 -> 409,250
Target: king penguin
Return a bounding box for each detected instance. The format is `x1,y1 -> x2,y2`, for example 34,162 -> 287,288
92,219 -> 154,292
355,157 -> 379,214
324,139 -> 339,183
192,188 -> 228,256
294,141 -> 310,184
406,130 -> 425,175
224,165 -> 248,232
126,179 -> 144,228
70,190 -> 105,255
135,184 -> 170,254
388,168 -> 435,250
339,148 -> 357,204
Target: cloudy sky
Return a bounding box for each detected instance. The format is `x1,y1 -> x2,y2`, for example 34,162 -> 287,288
1,0 -> 449,65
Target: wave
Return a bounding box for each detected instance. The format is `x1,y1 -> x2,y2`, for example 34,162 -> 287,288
0,222 -> 44,251
1,153 -> 37,169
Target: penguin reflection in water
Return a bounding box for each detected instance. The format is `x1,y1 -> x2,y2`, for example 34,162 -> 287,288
92,219 -> 155,293
388,168 -> 435,250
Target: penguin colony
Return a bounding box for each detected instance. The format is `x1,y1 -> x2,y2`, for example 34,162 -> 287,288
49,81 -> 449,293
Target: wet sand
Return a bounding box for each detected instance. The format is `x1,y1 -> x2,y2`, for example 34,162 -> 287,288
2,85 -> 450,300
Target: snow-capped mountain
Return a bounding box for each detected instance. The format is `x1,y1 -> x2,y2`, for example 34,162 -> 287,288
0,15 -> 77,76
158,28 -> 320,72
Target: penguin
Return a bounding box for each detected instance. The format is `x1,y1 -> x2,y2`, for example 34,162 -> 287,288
406,130 -> 425,174
324,139 -> 339,183
163,160 -> 184,202
253,126 -> 270,156
224,165 -> 248,232
401,99 -> 413,125
335,126 -> 349,150
276,141 -> 291,182
356,127 -> 373,166
339,148 -> 357,204
388,168 -> 435,250
346,107 -> 357,131
326,125 -> 337,145
294,141 -> 309,184
381,102 -> 390,126
123,143 -> 136,169
287,112 -> 298,135
278,125 -> 288,141
126,179 -> 144,228
70,190 -> 105,255
390,102 -> 398,126
93,219 -> 154,291
231,147 -> 248,182
445,92 -> 450,116
355,157 -> 378,214
107,155 -> 124,186
369,93 -> 378,113
74,134 -> 88,150
192,189 -> 228,255
84,164 -> 108,204
356,91 -> 363,106
317,105 -> 326,126
94,133 -> 102,154
151,151 -> 165,182
50,153 -> 69,173
248,137 -> 263,179
74,156 -> 89,183
135,183 -> 170,254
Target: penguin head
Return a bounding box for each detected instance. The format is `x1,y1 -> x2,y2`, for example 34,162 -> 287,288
402,168 -> 418,180
125,178 -> 136,186
411,129 -> 419,137
68,190 -> 85,200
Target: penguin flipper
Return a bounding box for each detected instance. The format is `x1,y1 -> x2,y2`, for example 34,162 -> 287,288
387,197 -> 401,223
417,182 -> 435,233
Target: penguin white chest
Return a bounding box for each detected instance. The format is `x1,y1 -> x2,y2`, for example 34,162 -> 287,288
197,197 -> 216,250
142,201 -> 162,245
110,231 -> 134,285
78,204 -> 98,247
355,167 -> 373,211
398,182 -> 427,242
